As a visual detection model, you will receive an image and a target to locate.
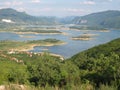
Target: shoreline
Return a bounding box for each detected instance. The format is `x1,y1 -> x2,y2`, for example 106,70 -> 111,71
12,31 -> 65,35
0,30 -> 68,36
71,37 -> 94,41
12,42 -> 67,52
19,35 -> 35,38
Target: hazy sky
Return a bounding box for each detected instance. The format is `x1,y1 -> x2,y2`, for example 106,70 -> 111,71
0,0 -> 120,17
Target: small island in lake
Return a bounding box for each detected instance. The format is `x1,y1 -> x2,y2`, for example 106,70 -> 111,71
72,33 -> 98,40
99,29 -> 110,32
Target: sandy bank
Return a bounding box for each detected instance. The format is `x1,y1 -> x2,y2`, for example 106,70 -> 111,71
13,31 -> 64,35
72,37 -> 94,41
13,42 -> 67,52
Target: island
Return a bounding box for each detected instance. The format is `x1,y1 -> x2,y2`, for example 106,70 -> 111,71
0,26 -> 67,35
71,33 -> 98,40
99,29 -> 110,32
14,30 -> 63,35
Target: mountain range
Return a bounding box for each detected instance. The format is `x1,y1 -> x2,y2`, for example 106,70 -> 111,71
73,10 -> 120,29
0,8 -> 58,25
0,8 -> 120,29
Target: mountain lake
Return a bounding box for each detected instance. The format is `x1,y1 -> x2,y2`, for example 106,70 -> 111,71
0,29 -> 120,58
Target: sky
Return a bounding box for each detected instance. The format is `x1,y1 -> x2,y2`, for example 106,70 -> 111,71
0,0 -> 120,17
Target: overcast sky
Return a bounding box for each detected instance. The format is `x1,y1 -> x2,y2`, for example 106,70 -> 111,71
0,0 -> 120,17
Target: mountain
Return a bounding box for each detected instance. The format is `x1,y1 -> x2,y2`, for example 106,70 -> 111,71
0,8 -> 58,25
72,10 -> 120,29
1,8 -> 120,29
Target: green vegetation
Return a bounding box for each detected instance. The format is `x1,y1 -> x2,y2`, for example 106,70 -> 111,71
0,52 -> 81,89
0,38 -> 120,89
0,39 -> 65,51
1,8 -> 120,90
69,38 -> 120,88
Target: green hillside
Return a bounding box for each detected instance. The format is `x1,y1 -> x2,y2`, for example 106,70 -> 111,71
0,8 -> 58,25
73,10 -> 120,29
0,38 -> 120,89
70,38 -> 120,86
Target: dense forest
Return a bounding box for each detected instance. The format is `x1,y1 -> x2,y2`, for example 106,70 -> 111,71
0,38 -> 120,90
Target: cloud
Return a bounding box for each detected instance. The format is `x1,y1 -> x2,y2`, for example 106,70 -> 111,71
63,8 -> 92,16
4,1 -> 23,6
102,0 -> 113,1
12,1 -> 23,5
27,7 -> 52,14
79,1 -> 96,5
39,8 -> 52,12
107,0 -> 113,2
16,8 -> 25,12
94,0 -> 113,2
64,8 -> 85,12
0,6 -> 6,9
31,0 -> 41,3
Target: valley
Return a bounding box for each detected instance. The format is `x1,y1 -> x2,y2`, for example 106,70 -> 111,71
0,8 -> 120,90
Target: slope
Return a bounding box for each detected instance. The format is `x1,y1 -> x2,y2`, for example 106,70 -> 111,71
73,10 -> 120,29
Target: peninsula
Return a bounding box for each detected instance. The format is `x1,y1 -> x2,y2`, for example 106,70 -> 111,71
0,39 -> 66,51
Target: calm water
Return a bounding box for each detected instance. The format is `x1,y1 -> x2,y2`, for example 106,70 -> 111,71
0,29 -> 120,58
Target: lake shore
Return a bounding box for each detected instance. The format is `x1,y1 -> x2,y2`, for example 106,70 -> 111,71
19,35 -> 35,38
10,42 -> 67,52
0,39 -> 66,53
72,37 -> 94,40
0,30 -> 66,35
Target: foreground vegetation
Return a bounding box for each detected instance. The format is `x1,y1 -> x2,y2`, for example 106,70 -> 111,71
0,38 -> 120,90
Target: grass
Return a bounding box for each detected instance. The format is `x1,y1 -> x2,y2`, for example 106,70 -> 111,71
0,83 -> 118,90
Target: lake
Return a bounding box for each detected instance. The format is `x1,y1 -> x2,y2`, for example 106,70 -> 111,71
0,29 -> 120,58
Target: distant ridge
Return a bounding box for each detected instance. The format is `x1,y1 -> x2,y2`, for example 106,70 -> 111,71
72,10 -> 120,29
0,8 -> 58,25
0,8 -> 120,28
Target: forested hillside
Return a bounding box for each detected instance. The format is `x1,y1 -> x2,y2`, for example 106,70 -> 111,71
0,38 -> 120,89
70,38 -> 120,87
